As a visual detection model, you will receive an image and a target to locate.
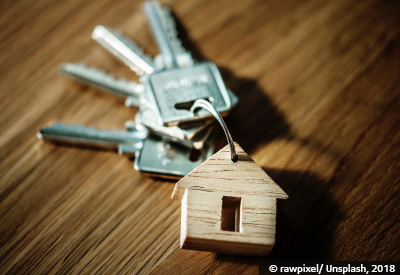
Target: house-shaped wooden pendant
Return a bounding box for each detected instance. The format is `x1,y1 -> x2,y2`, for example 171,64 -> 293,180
172,142 -> 288,256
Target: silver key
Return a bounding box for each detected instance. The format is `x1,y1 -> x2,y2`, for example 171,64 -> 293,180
143,1 -> 193,68
60,63 -> 144,107
38,122 -> 217,178
135,88 -> 237,148
143,62 -> 232,126
135,129 -> 217,179
40,1 -> 234,178
38,122 -> 146,155
141,2 -> 233,125
135,109 -> 214,149
57,59 -> 221,149
88,5 -> 235,126
92,25 -> 155,75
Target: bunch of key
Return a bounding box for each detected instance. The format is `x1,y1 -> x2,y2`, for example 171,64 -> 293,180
38,1 -> 238,179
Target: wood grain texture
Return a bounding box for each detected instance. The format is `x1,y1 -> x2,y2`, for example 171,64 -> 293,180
1,0 -> 400,274
172,143 -> 288,256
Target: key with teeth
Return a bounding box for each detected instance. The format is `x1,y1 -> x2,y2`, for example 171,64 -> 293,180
60,63 -> 144,107
141,1 -> 232,126
38,122 -> 216,178
143,1 -> 193,69
84,2 -> 238,130
135,129 -> 218,179
38,0 -> 238,178
61,24 -> 232,148
92,25 -> 156,75
59,59 -> 221,149
59,59 -> 218,149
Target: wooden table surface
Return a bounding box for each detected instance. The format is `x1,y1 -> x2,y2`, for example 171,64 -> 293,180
1,0 -> 399,273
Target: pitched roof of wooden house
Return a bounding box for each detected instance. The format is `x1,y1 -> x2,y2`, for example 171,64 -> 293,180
172,142 -> 288,200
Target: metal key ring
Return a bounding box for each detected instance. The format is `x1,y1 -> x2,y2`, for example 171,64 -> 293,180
190,99 -> 237,162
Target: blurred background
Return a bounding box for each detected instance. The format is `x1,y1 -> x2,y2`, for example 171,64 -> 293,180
1,0 -> 399,273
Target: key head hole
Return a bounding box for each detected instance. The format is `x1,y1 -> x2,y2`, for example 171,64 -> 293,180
174,97 -> 214,111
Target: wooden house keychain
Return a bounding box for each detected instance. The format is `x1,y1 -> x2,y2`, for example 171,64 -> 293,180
171,99 -> 288,256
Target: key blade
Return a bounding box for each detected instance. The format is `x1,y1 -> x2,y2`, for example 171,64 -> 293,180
38,122 -> 147,149
60,63 -> 144,104
92,25 -> 155,75
143,1 -> 193,68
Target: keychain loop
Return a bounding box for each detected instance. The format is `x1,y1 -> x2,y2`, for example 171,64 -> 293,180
190,99 -> 237,162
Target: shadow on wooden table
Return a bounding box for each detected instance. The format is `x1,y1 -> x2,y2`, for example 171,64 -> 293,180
158,9 -> 340,265
220,68 -> 292,154
176,12 -> 293,154
176,10 -> 341,261
215,168 -> 341,263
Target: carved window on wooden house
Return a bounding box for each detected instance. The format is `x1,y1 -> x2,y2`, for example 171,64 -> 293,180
221,196 -> 242,232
